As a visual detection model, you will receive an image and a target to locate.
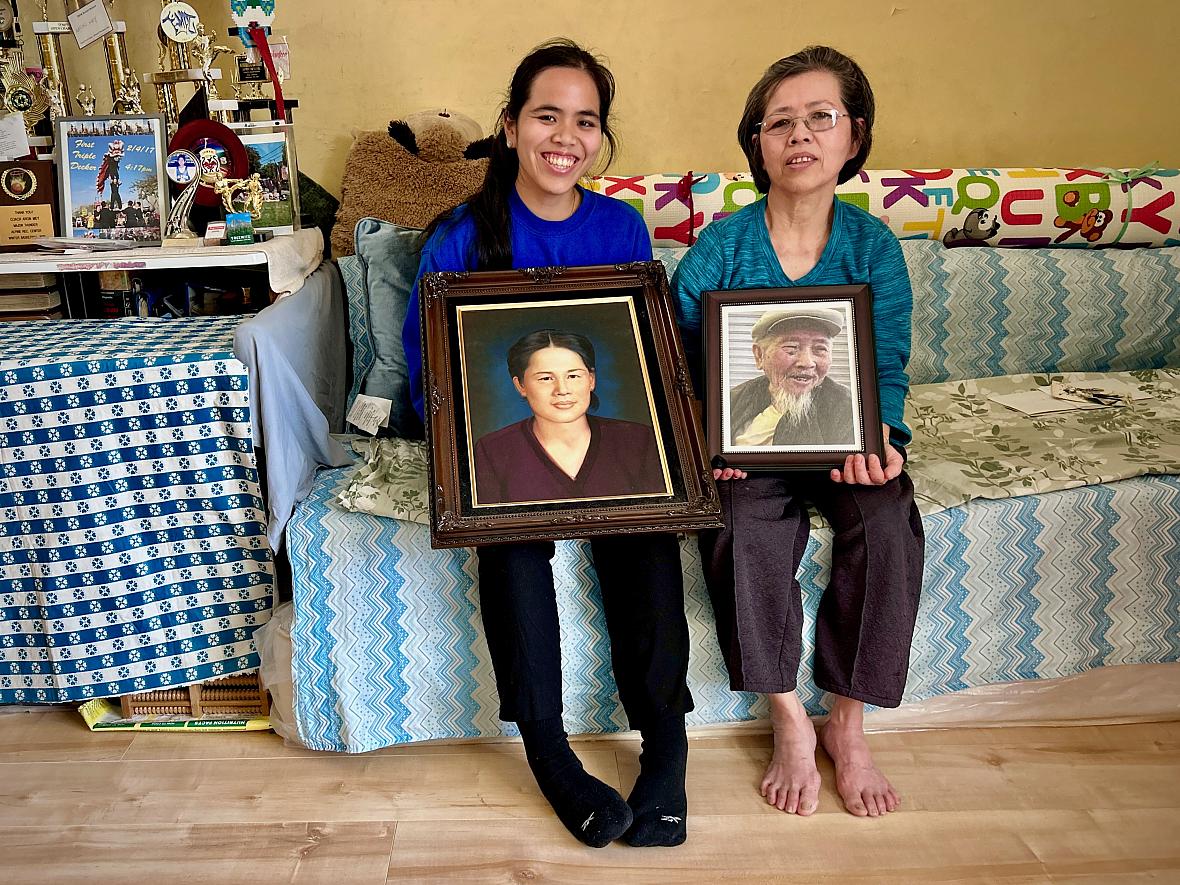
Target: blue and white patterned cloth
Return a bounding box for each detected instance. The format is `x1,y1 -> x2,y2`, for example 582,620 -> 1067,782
1,318 -> 274,704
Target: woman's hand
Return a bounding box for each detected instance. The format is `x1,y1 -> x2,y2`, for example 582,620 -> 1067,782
713,466 -> 748,481
830,424 -> 903,485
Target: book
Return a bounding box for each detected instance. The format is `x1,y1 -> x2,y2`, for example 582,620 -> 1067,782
0,271 -> 57,289
0,307 -> 62,321
0,288 -> 61,312
32,236 -> 150,252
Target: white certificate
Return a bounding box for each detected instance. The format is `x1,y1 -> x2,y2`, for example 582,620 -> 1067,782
68,0 -> 115,50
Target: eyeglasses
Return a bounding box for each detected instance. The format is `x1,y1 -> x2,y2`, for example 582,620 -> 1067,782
755,109 -> 846,138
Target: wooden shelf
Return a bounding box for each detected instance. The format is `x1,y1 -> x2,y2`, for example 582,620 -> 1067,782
0,243 -> 272,275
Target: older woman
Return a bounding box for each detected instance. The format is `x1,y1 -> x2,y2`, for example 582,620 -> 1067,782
673,46 -> 924,818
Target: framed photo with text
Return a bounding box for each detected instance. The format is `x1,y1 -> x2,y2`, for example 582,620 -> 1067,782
703,285 -> 884,470
54,115 -> 168,244
421,262 -> 722,548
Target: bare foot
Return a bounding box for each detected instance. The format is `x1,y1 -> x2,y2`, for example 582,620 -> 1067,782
818,700 -> 899,817
761,692 -> 821,815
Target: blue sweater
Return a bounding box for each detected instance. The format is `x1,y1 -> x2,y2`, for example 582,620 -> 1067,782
403,186 -> 653,421
672,196 -> 914,445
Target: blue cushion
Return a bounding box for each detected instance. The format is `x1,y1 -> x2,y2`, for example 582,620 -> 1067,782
337,254 -> 374,417
354,217 -> 425,439
902,240 -> 1180,385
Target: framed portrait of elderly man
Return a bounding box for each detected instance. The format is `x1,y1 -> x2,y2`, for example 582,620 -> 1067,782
703,285 -> 885,469
421,263 -> 722,548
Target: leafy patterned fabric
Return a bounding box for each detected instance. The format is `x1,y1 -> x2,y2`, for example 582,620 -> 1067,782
335,369 -> 1180,525
335,436 -> 429,524
907,369 -> 1180,515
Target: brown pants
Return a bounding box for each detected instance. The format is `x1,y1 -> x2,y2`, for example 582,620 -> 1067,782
699,469 -> 924,707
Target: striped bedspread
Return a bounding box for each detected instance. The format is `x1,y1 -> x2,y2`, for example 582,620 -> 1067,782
287,462 -> 1180,753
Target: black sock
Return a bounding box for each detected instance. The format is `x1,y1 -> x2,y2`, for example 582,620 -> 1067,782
518,717 -> 633,848
624,714 -> 689,847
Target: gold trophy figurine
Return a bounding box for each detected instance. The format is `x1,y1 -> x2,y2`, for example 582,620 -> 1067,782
114,67 -> 143,114
75,83 -> 97,116
200,154 -> 265,220
41,73 -> 66,122
190,24 -> 231,101
238,173 -> 265,218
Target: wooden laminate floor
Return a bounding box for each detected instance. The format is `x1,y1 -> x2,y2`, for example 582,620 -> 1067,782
1,709 -> 1178,884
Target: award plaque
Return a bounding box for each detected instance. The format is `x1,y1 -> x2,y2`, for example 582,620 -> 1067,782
0,159 -> 58,249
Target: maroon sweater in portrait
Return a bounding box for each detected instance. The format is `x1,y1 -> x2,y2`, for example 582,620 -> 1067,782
472,415 -> 668,505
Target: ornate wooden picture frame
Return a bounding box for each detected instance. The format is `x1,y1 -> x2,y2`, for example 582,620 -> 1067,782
421,262 -> 721,548
703,284 -> 884,470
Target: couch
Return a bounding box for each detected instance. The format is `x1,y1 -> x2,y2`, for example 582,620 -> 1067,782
262,167 -> 1180,753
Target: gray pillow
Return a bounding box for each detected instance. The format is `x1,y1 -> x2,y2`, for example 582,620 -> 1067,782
353,217 -> 425,439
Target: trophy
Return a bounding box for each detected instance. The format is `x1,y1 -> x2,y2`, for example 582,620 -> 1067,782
163,148 -> 200,245
75,83 -> 97,116
67,0 -> 133,111
190,23 -> 233,120
148,2 -> 232,128
41,73 -> 66,123
228,4 -> 298,124
32,1 -> 72,116
113,67 -> 143,114
196,146 -> 264,222
0,54 -> 50,134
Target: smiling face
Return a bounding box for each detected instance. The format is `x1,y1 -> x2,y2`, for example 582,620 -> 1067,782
756,70 -> 860,200
512,345 -> 597,426
754,324 -> 833,398
503,66 -> 604,217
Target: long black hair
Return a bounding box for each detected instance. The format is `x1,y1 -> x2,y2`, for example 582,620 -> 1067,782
507,329 -> 600,411
737,45 -> 875,191
422,39 -> 619,270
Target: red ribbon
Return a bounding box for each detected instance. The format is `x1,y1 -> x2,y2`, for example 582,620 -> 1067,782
247,25 -> 285,123
677,171 -> 705,244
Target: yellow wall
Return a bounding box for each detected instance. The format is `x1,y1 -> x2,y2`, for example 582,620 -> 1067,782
84,1 -> 1180,195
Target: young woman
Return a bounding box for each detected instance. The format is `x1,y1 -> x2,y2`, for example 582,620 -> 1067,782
402,39 -> 693,849
472,329 -> 665,505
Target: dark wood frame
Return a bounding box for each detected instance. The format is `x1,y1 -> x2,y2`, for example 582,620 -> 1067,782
421,262 -> 721,548
703,284 -> 884,470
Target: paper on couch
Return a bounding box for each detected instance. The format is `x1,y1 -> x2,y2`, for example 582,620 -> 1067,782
987,376 -> 1152,415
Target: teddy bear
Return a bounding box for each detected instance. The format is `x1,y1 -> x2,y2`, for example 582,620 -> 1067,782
330,108 -> 493,257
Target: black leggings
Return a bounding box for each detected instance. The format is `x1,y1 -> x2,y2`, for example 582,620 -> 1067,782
476,533 -> 694,727
699,470 -> 925,707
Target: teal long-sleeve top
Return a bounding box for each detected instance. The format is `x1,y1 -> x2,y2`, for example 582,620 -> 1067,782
672,196 -> 914,445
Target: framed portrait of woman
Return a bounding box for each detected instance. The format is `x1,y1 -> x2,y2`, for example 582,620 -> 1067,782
703,285 -> 884,470
420,262 -> 721,547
